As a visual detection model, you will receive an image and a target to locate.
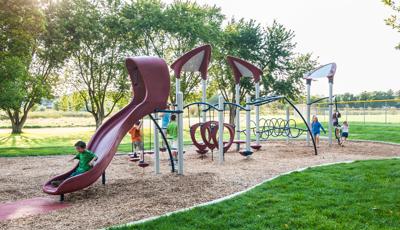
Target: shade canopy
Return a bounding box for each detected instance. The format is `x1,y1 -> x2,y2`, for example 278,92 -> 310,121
304,63 -> 337,81
227,56 -> 263,84
170,44 -> 212,80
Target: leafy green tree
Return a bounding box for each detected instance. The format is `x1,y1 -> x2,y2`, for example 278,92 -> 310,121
0,0 -> 67,133
56,0 -> 130,128
383,0 -> 400,49
256,21 -> 317,100
121,0 -> 224,103
209,19 -> 263,123
210,19 -> 317,124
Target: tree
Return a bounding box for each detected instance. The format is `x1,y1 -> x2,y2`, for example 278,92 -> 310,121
383,0 -> 400,49
56,0 -> 130,128
121,0 -> 224,103
256,21 -> 317,100
209,18 -> 263,124
0,0 -> 67,133
210,19 -> 317,124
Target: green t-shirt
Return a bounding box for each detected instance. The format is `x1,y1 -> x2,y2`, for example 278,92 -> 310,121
74,150 -> 97,173
167,121 -> 178,140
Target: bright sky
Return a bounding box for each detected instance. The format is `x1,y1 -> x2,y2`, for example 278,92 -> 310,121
165,0 -> 400,96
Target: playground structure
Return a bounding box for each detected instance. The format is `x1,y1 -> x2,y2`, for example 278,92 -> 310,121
304,63 -> 337,146
42,44 -> 320,201
43,56 -> 174,201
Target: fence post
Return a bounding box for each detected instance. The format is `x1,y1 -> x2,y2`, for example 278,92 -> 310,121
363,102 -> 366,124
385,102 -> 388,124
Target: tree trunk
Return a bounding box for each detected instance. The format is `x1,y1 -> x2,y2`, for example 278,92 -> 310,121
229,107 -> 236,126
7,109 -> 28,134
94,112 -> 105,129
11,122 -> 24,134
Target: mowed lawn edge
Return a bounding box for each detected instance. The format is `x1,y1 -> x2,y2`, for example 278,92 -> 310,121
110,159 -> 400,230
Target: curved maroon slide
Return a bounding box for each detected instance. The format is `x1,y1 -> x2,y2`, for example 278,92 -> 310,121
43,56 -> 170,196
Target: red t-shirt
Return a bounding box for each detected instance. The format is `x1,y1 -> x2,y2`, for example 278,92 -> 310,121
128,126 -> 142,142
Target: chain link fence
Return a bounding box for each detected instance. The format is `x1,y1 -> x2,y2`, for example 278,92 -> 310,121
294,100 -> 400,124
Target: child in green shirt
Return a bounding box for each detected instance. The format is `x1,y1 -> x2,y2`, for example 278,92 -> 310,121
166,114 -> 178,161
51,141 -> 97,187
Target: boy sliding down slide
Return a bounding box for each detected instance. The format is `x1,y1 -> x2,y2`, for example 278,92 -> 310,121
51,141 -> 98,187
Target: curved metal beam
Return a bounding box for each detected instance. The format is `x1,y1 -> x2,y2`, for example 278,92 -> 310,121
283,98 -> 318,155
183,102 -> 219,111
148,114 -> 175,172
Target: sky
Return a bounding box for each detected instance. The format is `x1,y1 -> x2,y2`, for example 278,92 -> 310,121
165,0 -> 400,96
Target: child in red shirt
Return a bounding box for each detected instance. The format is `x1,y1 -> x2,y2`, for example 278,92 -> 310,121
128,121 -> 143,158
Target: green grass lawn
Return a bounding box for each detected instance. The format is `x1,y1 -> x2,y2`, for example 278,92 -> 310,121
0,122 -> 399,157
111,159 -> 400,230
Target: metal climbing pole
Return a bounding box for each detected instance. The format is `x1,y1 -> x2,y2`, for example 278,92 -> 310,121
153,112 -> 160,174
235,84 -> 240,151
218,95 -> 224,164
286,106 -> 290,144
255,82 -> 260,148
306,79 -> 311,146
177,92 -> 184,175
175,77 -> 180,108
328,79 -> 333,146
202,79 -> 207,123
245,96 -> 251,155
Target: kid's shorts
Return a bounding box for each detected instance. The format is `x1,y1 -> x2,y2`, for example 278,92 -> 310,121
342,132 -> 349,138
133,141 -> 143,151
170,140 -> 178,150
313,132 -> 320,137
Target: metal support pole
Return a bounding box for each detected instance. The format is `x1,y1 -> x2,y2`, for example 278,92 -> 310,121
218,95 -> 224,164
328,81 -> 333,146
202,79 -> 207,123
306,80 -> 311,146
245,96 -> 252,156
235,84 -> 240,151
255,82 -> 260,147
175,78 -> 180,108
177,92 -> 184,175
385,102 -> 388,124
363,102 -> 366,124
102,171 -> 106,185
286,106 -> 290,143
154,112 -> 160,174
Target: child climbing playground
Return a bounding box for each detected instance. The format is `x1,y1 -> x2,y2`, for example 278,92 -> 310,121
311,116 -> 326,147
51,141 -> 97,187
167,114 -> 178,163
340,121 -> 349,147
332,110 -> 341,127
161,105 -> 171,149
128,121 -> 143,159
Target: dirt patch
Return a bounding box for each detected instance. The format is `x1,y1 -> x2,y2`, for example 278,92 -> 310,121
0,140 -> 399,229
